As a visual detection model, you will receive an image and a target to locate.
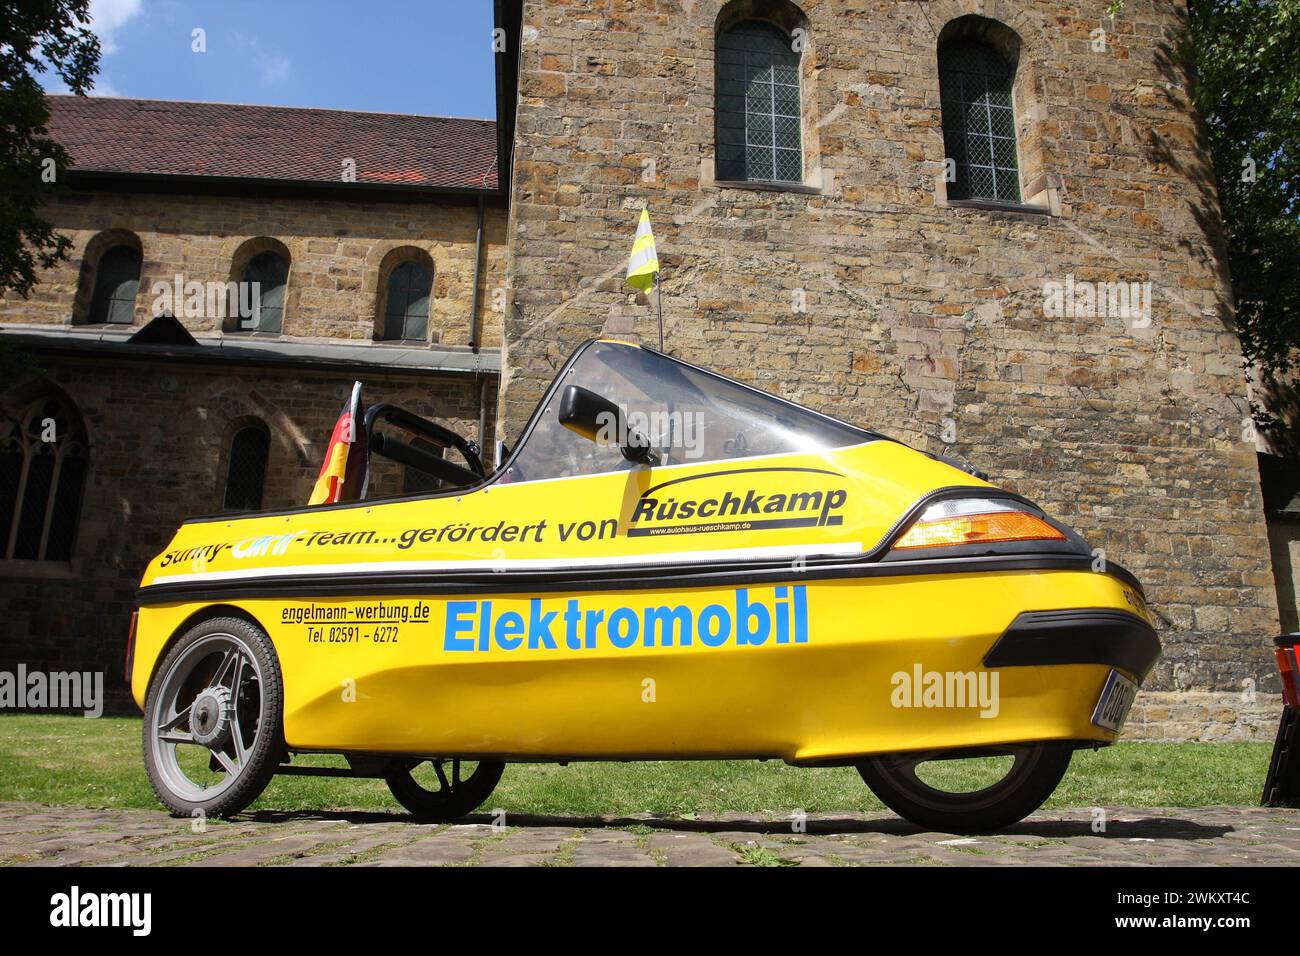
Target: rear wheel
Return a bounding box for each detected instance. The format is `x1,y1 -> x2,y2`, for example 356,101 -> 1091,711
857,742 -> 1073,833
385,759 -> 504,821
142,616 -> 284,819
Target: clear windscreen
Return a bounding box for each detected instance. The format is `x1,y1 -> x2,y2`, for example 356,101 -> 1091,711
501,341 -> 874,483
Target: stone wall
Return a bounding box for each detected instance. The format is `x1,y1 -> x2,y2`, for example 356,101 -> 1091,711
1127,691 -> 1282,742
0,356 -> 494,713
498,0 -> 1282,728
1,190 -> 508,347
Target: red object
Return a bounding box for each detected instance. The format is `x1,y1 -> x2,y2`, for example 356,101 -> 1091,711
309,383 -> 368,505
44,96 -> 499,191
124,610 -> 138,685
1277,643 -> 1300,709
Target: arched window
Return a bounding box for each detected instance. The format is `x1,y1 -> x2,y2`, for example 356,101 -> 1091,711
716,19 -> 802,184
240,251 -> 289,333
223,423 -> 270,511
382,261 -> 432,341
939,38 -> 1020,203
87,245 -> 142,324
0,390 -> 89,561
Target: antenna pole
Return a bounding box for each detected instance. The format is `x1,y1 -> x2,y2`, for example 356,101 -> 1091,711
655,271 -> 664,352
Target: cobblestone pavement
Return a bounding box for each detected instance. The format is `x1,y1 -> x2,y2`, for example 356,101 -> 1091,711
0,801 -> 1296,866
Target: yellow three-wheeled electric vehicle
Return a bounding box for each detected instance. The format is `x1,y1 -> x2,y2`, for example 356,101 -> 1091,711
129,340 -> 1159,832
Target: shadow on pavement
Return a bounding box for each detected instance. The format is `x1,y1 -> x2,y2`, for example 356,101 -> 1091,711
239,807 -> 1235,841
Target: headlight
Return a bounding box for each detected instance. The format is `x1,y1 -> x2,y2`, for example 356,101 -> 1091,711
892,498 -> 1066,550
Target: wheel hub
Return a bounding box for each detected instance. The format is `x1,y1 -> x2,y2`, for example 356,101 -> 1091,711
189,686 -> 233,748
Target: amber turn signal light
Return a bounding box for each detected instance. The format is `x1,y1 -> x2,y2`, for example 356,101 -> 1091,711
893,511 -> 1066,550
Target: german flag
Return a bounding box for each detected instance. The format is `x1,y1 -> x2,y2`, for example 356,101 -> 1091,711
308,382 -> 365,505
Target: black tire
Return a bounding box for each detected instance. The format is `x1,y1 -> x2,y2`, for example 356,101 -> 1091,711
142,615 -> 285,819
385,759 -> 505,822
857,742 -> 1073,833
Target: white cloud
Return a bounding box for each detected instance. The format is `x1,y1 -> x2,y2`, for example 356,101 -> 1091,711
232,31 -> 292,86
91,76 -> 122,97
261,54 -> 291,85
89,0 -> 144,55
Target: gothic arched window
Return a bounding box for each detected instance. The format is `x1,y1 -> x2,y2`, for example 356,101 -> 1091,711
0,391 -> 89,561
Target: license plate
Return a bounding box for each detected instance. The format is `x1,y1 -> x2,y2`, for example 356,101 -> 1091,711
1091,670 -> 1138,733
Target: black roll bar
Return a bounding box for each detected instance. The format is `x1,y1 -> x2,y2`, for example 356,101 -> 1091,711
363,403 -> 485,489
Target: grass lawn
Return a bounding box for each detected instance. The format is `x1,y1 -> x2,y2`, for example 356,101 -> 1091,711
0,714 -> 1272,817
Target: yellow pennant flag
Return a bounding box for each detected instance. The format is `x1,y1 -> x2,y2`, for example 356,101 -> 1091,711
626,207 -> 659,293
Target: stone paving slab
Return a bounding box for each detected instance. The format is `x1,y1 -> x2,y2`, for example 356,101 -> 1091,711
0,801 -> 1296,867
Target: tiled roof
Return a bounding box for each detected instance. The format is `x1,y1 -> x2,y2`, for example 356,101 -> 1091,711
45,95 -> 498,192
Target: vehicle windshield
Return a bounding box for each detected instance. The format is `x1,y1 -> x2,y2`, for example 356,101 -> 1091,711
500,340 -> 875,484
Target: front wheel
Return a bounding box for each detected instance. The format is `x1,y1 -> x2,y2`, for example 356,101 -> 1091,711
385,759 -> 504,821
142,616 -> 285,819
857,742 -> 1073,833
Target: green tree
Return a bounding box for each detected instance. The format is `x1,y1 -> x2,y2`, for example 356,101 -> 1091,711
1185,0 -> 1300,419
0,0 -> 100,299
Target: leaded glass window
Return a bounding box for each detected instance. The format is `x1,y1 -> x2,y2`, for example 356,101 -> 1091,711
223,424 -> 269,511
0,393 -> 88,561
240,251 -> 288,333
383,261 -> 432,341
716,20 -> 802,184
939,40 -> 1020,203
88,245 -> 141,325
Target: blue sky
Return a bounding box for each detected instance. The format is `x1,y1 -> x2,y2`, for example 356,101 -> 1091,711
42,0 -> 499,119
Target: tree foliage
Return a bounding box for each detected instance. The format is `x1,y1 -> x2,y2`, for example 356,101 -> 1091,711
1185,0 -> 1300,398
0,0 -> 99,299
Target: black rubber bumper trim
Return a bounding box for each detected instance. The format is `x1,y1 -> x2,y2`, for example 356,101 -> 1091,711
135,553 -> 1145,607
982,608 -> 1161,682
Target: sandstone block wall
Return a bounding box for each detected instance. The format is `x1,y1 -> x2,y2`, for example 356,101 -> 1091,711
0,357 -> 494,713
498,0 -> 1282,728
1,190 -> 507,347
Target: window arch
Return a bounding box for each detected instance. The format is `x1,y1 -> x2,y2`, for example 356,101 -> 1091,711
939,33 -> 1021,203
716,16 -> 803,184
222,421 -> 270,511
229,238 -> 291,333
240,251 -> 289,333
383,261 -> 432,341
74,230 -> 143,326
376,247 -> 434,342
0,386 -> 89,561
89,246 -> 142,324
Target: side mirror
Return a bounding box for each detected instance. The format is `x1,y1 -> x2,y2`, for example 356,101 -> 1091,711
558,384 -> 659,466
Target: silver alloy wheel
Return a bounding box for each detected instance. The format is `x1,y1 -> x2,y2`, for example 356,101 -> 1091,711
149,632 -> 266,803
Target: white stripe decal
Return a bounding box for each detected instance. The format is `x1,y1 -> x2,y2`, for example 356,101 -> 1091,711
150,541 -> 865,587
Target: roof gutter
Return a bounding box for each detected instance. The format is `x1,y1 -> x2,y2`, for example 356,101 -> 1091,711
492,0 -> 523,198
0,330 -> 501,377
